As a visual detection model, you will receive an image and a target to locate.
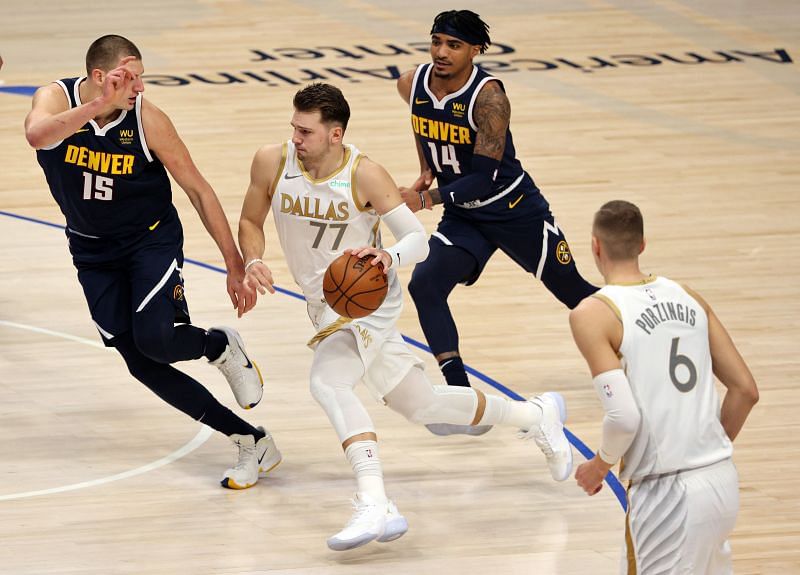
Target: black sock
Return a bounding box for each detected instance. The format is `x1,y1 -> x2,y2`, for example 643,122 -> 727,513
204,329 -> 229,362
439,356 -> 471,387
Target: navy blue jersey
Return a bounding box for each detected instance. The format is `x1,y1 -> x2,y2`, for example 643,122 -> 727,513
409,64 -> 547,218
36,77 -> 173,240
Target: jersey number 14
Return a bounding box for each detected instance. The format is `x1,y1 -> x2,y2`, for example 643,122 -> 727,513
427,143 -> 462,174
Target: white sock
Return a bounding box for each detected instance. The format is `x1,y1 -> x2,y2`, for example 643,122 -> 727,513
344,440 -> 387,503
481,395 -> 543,430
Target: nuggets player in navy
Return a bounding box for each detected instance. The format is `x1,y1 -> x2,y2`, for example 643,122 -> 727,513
397,11 -> 599,432
24,35 -> 281,489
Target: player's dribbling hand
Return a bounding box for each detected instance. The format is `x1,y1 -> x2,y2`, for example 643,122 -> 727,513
345,247 -> 390,273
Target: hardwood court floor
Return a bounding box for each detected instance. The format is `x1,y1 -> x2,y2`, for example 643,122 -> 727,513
1,1 -> 798,573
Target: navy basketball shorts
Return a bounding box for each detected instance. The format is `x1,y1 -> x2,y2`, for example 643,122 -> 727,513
74,218 -> 191,346
431,207 -> 580,287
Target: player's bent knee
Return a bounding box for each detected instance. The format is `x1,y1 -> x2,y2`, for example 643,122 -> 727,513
134,336 -> 171,364
541,266 -> 598,309
309,374 -> 335,407
407,269 -> 431,303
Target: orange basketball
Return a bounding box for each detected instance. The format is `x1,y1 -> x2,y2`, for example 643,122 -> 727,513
323,253 -> 388,319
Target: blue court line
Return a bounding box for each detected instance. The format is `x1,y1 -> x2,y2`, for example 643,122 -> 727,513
0,86 -> 39,96
1,209 -> 627,510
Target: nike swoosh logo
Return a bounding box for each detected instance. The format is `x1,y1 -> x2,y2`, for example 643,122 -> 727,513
76,128 -> 90,133
148,220 -> 161,231
258,447 -> 268,464
508,194 -> 524,209
415,98 -> 430,105
284,173 -> 303,180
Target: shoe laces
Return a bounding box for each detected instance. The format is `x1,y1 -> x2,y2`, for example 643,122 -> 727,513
517,399 -> 557,457
346,498 -> 379,527
232,440 -> 256,470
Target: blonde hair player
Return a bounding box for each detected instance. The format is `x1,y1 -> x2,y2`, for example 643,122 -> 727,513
237,82 -> 574,551
570,200 -> 759,574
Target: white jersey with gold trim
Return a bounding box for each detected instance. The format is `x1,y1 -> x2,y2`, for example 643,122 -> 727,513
271,141 -> 397,305
596,276 -> 733,481
270,141 -> 422,402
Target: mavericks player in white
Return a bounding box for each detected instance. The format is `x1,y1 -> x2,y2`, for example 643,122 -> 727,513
237,83 -> 573,551
570,200 -> 759,574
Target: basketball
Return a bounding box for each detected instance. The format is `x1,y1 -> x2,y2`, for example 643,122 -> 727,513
323,253 -> 388,318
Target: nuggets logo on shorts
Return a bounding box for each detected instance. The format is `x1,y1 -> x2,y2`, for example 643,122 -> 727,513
173,284 -> 185,301
555,241 -> 572,264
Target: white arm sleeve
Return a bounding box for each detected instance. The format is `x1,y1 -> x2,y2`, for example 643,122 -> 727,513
381,203 -> 429,269
593,369 -> 642,465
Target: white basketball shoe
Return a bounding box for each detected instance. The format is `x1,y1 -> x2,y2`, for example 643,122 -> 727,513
377,500 -> 409,543
209,326 -> 263,409
521,392 -> 573,481
327,494 -> 408,551
221,427 -> 282,489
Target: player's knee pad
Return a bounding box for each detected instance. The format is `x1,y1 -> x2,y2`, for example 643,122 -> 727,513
385,371 -> 477,425
309,372 -> 335,407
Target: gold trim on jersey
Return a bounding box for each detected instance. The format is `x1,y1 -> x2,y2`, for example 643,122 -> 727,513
624,485 -> 637,575
369,219 -> 380,248
610,274 -> 658,287
298,146 -> 352,184
350,153 -> 369,212
270,142 -> 288,197
307,316 -> 353,348
592,293 -> 623,323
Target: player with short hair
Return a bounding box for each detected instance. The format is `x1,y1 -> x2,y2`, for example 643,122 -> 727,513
238,82 -> 573,551
25,34 -> 279,490
570,200 -> 759,573
397,10 -> 599,434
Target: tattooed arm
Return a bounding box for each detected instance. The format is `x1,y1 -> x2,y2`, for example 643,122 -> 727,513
425,80 -> 508,207
473,80 -> 510,161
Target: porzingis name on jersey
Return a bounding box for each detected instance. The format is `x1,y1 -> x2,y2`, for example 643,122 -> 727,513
635,300 -> 697,335
411,114 -> 472,145
64,144 -> 135,175
279,193 -> 349,221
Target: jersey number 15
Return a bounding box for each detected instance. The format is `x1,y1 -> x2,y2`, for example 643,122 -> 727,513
82,171 -> 113,201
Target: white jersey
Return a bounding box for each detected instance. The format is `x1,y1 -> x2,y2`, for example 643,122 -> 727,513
270,141 -> 422,402
596,276 -> 732,481
270,141 -> 401,306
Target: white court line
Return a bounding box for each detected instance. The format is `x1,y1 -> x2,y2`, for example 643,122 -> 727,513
0,319 -> 214,501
